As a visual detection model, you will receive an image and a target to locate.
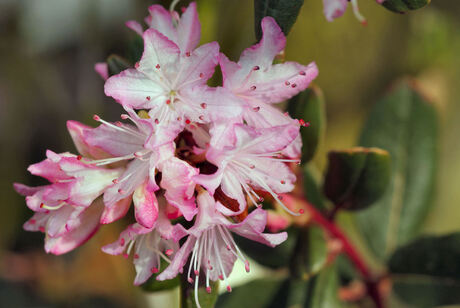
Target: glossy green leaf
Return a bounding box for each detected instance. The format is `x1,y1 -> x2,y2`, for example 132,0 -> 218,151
106,54 -> 131,76
306,264 -> 343,308
290,226 -> 328,279
216,278 -> 285,308
355,81 -> 438,261
382,0 -> 430,14
185,281 -> 219,308
302,166 -> 327,212
288,85 -> 326,164
254,0 -> 304,40
234,227 -> 298,269
389,233 -> 460,307
323,147 -> 391,211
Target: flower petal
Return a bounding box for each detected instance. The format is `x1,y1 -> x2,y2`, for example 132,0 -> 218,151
323,0 -> 348,22
133,180 -> 159,229
67,120 -> 111,159
147,5 -> 178,43
100,196 -> 132,224
157,236 -> 195,281
176,2 -> 201,53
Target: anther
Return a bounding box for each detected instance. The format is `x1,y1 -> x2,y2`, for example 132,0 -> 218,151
166,99 -> 171,105
188,277 -> 194,283
280,180 -> 286,184
165,249 -> 173,256
155,119 -> 159,124
194,270 -> 199,276
135,62 -> 140,69
122,253 -> 129,259
119,238 -> 125,245
115,121 -> 123,127
151,267 -> 159,273
93,114 -> 101,121
29,219 -> 36,225
250,85 -> 257,91
39,226 -> 45,232
206,286 -> 212,294
185,51 -> 191,57
121,114 -> 129,120
218,274 -> 224,280
185,119 -> 191,125
249,165 -> 255,169
299,71 -> 306,76
253,65 -> 260,71
299,209 -> 305,214
155,64 -> 160,69
118,189 -> 125,194
245,261 -> 250,273
253,106 -> 260,112
285,81 -> 290,86
134,254 -> 139,259
77,155 -> 82,160
40,203 -> 45,208
227,286 -> 232,292
199,115 -> 204,121
291,83 -> 297,88
199,73 -> 204,78
200,103 -> 207,109
146,96 -> 151,101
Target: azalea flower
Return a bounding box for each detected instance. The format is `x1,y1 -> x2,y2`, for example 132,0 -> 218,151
102,203 -> 187,285
13,150 -> 122,254
104,27 -> 242,148
74,109 -> 199,222
323,0 -> 385,23
195,123 -> 301,216
126,2 -> 200,56
157,191 -> 287,306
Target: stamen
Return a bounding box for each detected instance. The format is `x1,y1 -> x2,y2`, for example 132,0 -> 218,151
155,64 -> 160,69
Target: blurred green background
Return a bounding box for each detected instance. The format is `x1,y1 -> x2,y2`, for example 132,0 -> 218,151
1,0 -> 459,307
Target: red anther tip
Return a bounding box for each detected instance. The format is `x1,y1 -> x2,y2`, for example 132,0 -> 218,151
39,226 -> 45,232
199,115 -> 204,121
200,102 -> 207,109
291,83 -> 297,88
199,73 -> 204,78
166,99 -> 171,105
154,119 -> 159,124
185,51 -> 191,57
29,219 -> 36,224
122,253 -> 129,259
218,274 -> 224,280
112,179 -> 119,184
206,286 -> 212,294
77,155 -> 82,160
250,85 -> 257,91
165,249 -> 173,256
40,203 -> 45,208
135,62 -> 140,68
361,20 -> 368,27
299,209 -> 305,214
253,106 -> 260,112
93,115 -> 100,121
188,277 -> 194,283
253,65 -> 260,71
119,238 -> 125,245
280,180 -> 286,184
121,114 -> 129,119
155,64 -> 160,69
299,119 -> 306,126
227,286 -> 232,292
181,6 -> 186,13
115,121 -> 123,127
134,254 -> 139,259
151,267 -> 159,273
299,71 -> 306,76
146,96 -> 151,100
245,264 -> 250,273
285,81 -> 290,86
118,189 -> 125,194
185,119 -> 191,124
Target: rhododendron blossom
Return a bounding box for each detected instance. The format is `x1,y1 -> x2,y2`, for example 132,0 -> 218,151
15,2 -> 319,308
323,0 -> 385,23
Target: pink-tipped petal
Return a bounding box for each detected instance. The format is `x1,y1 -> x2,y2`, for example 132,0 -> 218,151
177,2 -> 201,53
133,181 -> 159,229
94,62 -> 109,81
100,196 -> 132,224
323,0 -> 348,22
125,20 -> 144,36
147,5 -> 178,43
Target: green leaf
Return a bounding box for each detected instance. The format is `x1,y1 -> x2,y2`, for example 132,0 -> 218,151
323,147 -> 391,211
288,85 -> 326,164
355,81 -> 438,261
106,54 -> 131,76
389,233 -> 460,307
382,0 -> 430,14
302,166 -> 327,212
234,227 -> 298,269
141,259 -> 181,292
254,0 -> 304,40
216,278 -> 285,308
306,264 -> 343,308
185,281 -> 220,308
290,226 -> 328,279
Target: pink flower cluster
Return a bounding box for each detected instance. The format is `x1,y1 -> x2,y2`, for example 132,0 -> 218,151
15,2 -> 318,304
323,0 -> 385,23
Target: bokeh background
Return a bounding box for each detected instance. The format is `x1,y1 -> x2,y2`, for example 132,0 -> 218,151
1,0 -> 459,307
